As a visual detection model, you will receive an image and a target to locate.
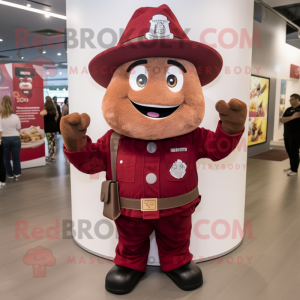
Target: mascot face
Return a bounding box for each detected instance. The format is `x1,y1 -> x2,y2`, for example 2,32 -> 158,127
102,57 -> 205,140
19,78 -> 33,95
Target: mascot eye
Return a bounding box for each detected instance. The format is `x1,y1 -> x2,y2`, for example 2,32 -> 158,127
166,66 -> 183,92
129,65 -> 148,91
137,74 -> 147,88
167,75 -> 177,88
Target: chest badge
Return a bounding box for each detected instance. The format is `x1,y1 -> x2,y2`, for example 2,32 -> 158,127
169,159 -> 187,179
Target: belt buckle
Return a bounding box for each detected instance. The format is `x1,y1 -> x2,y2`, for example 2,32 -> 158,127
141,198 -> 157,211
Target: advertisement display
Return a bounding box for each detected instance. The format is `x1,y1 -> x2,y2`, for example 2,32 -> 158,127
0,63 -> 45,169
279,79 -> 286,124
248,75 -> 270,146
0,64 -> 13,104
13,63 -> 46,168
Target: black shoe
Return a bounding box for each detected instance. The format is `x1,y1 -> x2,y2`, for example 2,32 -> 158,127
164,262 -> 203,291
105,265 -> 144,294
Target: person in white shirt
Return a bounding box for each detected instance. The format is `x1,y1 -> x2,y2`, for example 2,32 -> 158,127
0,96 -> 21,179
0,117 -> 6,188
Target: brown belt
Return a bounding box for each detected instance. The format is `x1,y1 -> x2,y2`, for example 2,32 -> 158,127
120,187 -> 199,211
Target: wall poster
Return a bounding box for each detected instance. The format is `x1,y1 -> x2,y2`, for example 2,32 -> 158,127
279,79 -> 286,124
248,75 -> 270,146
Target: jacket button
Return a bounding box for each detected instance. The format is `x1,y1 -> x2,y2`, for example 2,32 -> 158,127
146,173 -> 157,184
147,142 -> 157,153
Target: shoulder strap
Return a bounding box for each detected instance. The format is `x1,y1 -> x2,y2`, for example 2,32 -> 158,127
110,131 -> 121,181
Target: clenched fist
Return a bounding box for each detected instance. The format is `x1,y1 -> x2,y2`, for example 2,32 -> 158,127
215,99 -> 247,135
60,113 -> 90,151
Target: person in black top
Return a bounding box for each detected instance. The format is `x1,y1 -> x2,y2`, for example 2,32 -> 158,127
280,93 -> 300,176
53,96 -> 61,134
40,96 -> 58,162
0,68 -> 5,86
62,97 -> 69,117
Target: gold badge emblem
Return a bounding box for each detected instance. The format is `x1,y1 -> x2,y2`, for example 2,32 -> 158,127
141,198 -> 158,211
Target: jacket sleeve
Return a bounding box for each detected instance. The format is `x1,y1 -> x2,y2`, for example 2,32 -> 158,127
63,130 -> 112,174
193,120 -> 244,161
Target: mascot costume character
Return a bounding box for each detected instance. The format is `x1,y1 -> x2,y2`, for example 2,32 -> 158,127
61,4 -> 247,295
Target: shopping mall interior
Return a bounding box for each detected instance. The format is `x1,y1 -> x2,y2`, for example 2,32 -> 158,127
0,0 -> 300,299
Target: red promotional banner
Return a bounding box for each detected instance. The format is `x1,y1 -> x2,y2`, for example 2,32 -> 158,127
0,65 -> 14,109
12,63 -> 45,165
290,64 -> 300,79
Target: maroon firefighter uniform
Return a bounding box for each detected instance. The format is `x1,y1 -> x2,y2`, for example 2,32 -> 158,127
64,120 -> 243,271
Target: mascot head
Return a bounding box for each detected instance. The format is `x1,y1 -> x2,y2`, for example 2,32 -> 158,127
89,4 -> 222,140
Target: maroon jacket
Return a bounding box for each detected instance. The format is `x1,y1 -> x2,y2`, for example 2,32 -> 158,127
64,121 -> 243,219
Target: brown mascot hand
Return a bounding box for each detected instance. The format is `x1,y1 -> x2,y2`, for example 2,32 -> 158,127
60,113 -> 90,151
215,99 -> 247,135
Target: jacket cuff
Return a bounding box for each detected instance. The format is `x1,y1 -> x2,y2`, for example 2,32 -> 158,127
63,135 -> 93,165
215,120 -> 244,149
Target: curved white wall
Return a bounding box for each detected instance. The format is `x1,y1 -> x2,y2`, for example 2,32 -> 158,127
66,0 -> 254,265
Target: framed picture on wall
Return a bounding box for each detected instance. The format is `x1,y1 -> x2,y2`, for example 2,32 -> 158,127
279,79 -> 286,124
248,75 -> 270,146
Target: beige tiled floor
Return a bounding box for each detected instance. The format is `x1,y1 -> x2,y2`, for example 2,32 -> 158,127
0,136 -> 300,300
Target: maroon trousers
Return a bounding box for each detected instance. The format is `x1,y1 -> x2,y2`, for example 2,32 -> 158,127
114,204 -> 196,272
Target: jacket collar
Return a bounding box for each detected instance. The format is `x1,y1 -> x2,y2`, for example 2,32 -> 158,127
119,134 -> 180,142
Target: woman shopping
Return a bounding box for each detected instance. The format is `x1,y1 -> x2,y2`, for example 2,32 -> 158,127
0,96 -> 21,179
40,96 -> 58,162
61,97 -> 69,117
0,119 -> 6,188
